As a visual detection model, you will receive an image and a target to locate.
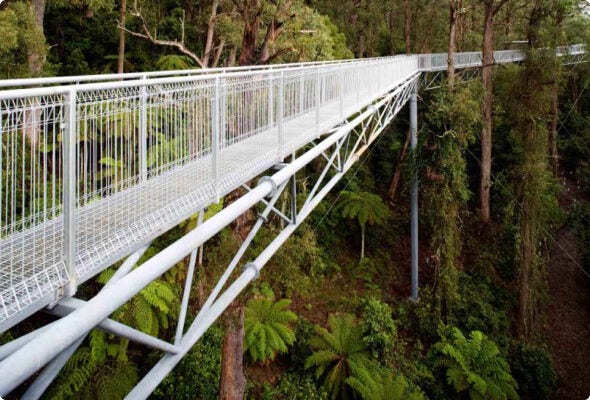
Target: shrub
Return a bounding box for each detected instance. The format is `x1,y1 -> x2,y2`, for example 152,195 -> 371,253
509,342 -> 556,400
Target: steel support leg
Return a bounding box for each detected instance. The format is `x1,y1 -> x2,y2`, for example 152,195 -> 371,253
410,84 -> 419,301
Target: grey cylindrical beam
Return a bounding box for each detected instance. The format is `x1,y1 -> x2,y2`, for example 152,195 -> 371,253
410,83 -> 419,301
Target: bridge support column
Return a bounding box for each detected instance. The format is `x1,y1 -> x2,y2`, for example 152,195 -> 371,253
410,84 -> 419,301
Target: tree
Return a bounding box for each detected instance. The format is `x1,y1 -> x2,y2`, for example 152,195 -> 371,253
305,313 -> 375,400
448,0 -> 463,87
244,286 -> 298,363
117,0 -> 126,73
433,327 -> 519,400
338,191 -> 389,261
479,0 -> 510,223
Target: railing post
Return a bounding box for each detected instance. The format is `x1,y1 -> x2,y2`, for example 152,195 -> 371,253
63,89 -> 78,296
299,72 -> 305,114
315,67 -> 321,131
268,73 -> 274,128
278,71 -> 284,159
339,67 -> 344,119
356,63 -> 361,106
212,77 -> 220,202
139,75 -> 148,181
410,82 -> 419,302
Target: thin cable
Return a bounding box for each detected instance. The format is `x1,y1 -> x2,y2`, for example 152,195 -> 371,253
465,146 -> 590,280
312,125 -> 424,233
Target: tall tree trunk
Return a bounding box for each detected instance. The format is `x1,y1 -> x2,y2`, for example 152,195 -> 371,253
202,0 -> 219,68
388,130 -> 411,202
404,0 -> 411,54
117,0 -> 127,74
24,0 -> 47,148
219,302 -> 246,400
479,2 -> 495,223
360,225 -> 365,262
549,79 -> 559,175
447,1 -> 460,87
548,7 -> 564,176
238,0 -> 260,66
28,0 -> 46,77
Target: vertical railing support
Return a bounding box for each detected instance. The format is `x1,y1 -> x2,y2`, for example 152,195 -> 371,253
299,72 -> 305,114
278,71 -> 285,159
315,67 -> 321,132
356,63 -> 361,106
268,74 -> 274,129
339,67 -> 344,118
212,77 -> 220,201
410,82 -> 419,301
139,75 -> 148,181
63,89 -> 78,296
291,158 -> 297,225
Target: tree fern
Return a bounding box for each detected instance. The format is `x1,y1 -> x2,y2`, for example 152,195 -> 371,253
346,366 -> 426,400
338,191 -> 389,260
244,288 -> 298,363
433,327 -> 519,400
305,313 -> 375,400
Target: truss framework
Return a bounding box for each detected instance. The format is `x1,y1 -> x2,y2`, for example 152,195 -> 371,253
0,76 -> 418,400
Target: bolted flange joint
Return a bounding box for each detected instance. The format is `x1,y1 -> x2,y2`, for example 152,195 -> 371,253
259,176 -> 278,198
243,262 -> 260,280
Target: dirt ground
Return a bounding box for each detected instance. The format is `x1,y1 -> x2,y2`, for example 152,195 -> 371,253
546,228 -> 590,400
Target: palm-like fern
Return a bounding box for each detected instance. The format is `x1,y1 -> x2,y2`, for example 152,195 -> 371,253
338,191 -> 389,260
48,330 -> 138,400
346,367 -> 425,400
305,313 -> 375,400
244,288 -> 298,363
434,327 -> 518,400
98,268 -> 177,336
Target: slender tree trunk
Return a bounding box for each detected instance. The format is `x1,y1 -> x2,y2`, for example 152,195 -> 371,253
117,0 -> 127,74
24,0 -> 46,148
28,0 -> 46,77
360,224 -> 365,261
549,8 -> 564,176
480,3 -> 494,223
404,0 -> 411,54
549,79 -> 559,175
202,0 -> 219,68
388,130 -> 411,202
447,1 -> 459,87
219,302 -> 246,400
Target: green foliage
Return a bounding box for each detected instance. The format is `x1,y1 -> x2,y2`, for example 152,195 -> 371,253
338,190 -> 389,260
359,297 -> 397,360
244,285 -> 298,363
508,343 -> 556,400
97,269 -> 177,337
0,1 -> 47,78
432,327 -> 518,400
153,324 -> 224,400
305,313 -> 374,400
261,373 -> 328,400
48,330 -> 138,400
346,368 -> 425,400
339,191 -> 389,228
156,55 -> 195,70
421,83 -> 480,318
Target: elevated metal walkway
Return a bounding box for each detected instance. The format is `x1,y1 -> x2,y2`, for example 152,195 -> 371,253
0,45 -> 584,399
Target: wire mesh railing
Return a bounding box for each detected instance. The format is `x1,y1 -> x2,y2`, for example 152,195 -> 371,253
0,54 -> 419,326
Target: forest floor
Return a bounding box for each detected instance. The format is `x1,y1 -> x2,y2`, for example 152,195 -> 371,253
546,222 -> 590,399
